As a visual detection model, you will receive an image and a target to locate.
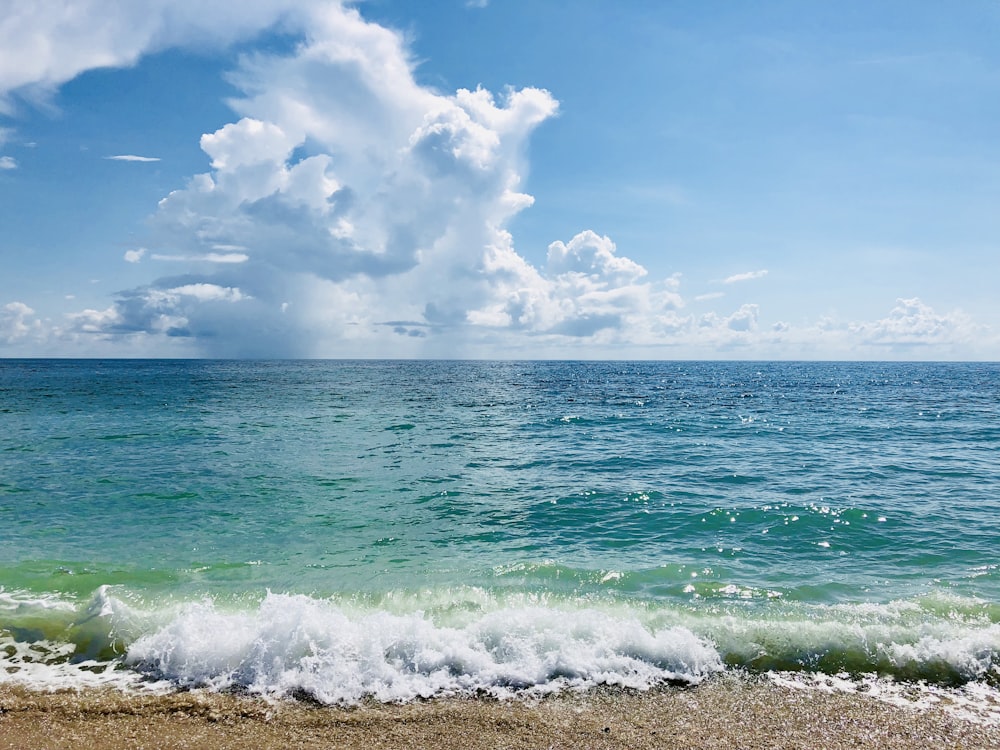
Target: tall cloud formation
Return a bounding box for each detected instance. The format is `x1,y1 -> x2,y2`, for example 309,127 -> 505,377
54,1 -> 694,356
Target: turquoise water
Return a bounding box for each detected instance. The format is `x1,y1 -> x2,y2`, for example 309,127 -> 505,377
1,360 -> 998,702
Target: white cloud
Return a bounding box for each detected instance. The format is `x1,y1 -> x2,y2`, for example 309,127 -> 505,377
105,154 -> 160,162
205,253 -> 250,263
724,303 -> 759,332
849,297 -> 976,347
0,301 -> 41,342
150,252 -> 249,264
201,118 -> 296,171
74,0 -> 713,358
162,284 -> 248,302
462,230 -> 681,342
3,2 -> 993,360
723,269 -> 768,284
66,3 -> 601,356
63,284 -> 250,351
726,298 -> 988,360
0,0 -> 314,112
695,303 -> 759,337
546,230 -> 646,283
1,1 -> 719,357
67,305 -> 124,334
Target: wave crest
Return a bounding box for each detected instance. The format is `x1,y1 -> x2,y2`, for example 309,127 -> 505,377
125,593 -> 722,703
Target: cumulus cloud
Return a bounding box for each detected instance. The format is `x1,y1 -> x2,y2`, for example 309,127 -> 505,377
546,230 -> 646,282
66,282 -> 251,348
0,301 -> 41,342
695,304 -> 759,340
67,305 -> 125,334
724,303 -> 759,332
731,297 -> 987,360
463,230 -> 683,343
0,0 -> 776,357
62,0 -> 709,358
105,154 -> 160,162
69,2 -> 675,355
123,248 -> 147,263
723,269 -> 768,284
849,297 -> 976,347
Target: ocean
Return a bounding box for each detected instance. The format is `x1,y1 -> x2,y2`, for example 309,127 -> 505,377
1,359 -> 998,708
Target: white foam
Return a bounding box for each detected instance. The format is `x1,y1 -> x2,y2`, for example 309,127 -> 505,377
0,586 -> 169,693
4,586 -> 1000,711
881,629 -> 1000,678
702,597 -> 1000,683
0,588 -> 76,614
768,671 -> 1000,727
0,631 -> 168,692
124,592 -> 723,704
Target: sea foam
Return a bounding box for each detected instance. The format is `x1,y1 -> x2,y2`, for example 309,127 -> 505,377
4,586 -> 1000,706
124,592 -> 723,703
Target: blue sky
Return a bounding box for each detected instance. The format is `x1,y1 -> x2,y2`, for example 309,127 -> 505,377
1,0 -> 998,359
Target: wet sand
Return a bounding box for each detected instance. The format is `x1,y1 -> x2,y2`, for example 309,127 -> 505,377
3,676 -> 998,749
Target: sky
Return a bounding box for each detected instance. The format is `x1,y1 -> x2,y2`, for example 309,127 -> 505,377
1,0 -> 998,360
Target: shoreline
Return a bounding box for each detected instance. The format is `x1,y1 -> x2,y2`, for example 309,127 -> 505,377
3,675 -> 1000,749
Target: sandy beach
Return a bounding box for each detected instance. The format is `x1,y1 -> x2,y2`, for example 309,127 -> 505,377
3,676 -> 999,750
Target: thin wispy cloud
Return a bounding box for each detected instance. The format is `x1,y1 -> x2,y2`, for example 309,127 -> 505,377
127,248 -> 249,265
151,252 -> 249,264
723,270 -> 768,284
105,154 -> 160,162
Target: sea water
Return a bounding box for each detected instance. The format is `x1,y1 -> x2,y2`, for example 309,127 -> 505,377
1,360 -> 998,705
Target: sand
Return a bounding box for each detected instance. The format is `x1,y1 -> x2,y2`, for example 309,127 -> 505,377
2,676 -> 999,750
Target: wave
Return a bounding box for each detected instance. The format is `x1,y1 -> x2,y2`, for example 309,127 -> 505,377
125,595 -> 720,703
1,586 -> 998,704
